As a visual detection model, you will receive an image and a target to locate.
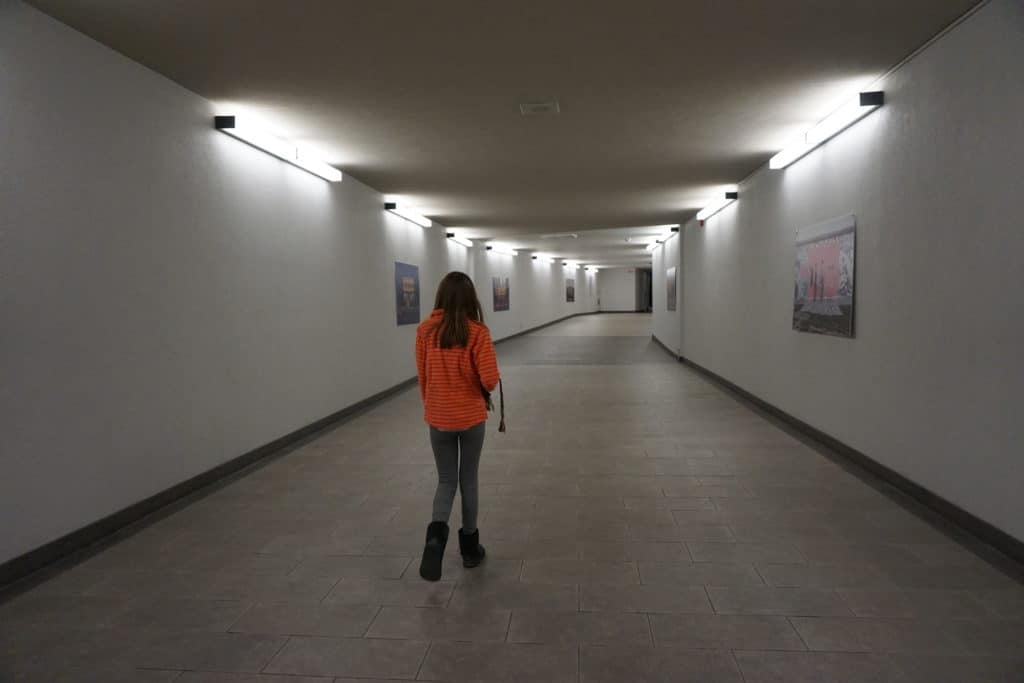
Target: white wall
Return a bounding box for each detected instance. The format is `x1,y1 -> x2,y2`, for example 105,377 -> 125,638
671,0 -> 1024,542
0,2 -> 591,566
471,253 -> 598,340
652,236 -> 682,354
598,268 -> 638,312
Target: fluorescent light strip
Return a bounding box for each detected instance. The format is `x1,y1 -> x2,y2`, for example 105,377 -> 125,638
770,91 -> 884,170
214,116 -> 342,182
445,232 -> 473,248
384,203 -> 432,228
645,224 -> 680,251
696,189 -> 739,222
485,244 -> 518,257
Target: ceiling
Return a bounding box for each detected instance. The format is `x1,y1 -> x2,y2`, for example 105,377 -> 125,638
29,0 -> 977,266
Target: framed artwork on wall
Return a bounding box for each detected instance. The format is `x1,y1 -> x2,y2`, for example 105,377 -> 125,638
566,278 -> 575,303
394,261 -> 421,326
492,276 -> 510,311
792,214 -> 856,338
666,266 -> 677,311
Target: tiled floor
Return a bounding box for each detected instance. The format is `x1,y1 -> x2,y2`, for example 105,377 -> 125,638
2,313 -> 1022,682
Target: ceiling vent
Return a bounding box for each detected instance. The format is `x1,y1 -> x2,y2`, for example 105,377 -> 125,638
520,101 -> 560,115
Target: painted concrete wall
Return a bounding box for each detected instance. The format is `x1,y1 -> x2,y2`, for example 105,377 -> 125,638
652,236 -> 682,355
469,253 -> 597,342
598,268 -> 638,312
0,2 -> 588,565
675,0 -> 1024,541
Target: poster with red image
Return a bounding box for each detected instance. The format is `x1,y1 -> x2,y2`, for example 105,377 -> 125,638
792,214 -> 856,337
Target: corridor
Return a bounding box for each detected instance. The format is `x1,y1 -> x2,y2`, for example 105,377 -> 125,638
2,314 -> 1021,682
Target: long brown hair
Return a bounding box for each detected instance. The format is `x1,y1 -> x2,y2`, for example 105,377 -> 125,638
432,271 -> 484,348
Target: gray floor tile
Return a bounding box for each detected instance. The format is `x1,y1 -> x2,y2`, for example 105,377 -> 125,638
581,583 -> 713,613
734,650 -> 899,683
521,558 -> 640,585
881,563 -> 1018,590
887,654 -> 1024,682
258,533 -> 371,557
639,561 -> 764,586
757,563 -> 896,588
130,631 -> 288,672
7,315 -> 1020,683
450,581 -> 578,610
793,541 -> 924,567
508,609 -> 652,645
176,674 -> 334,683
287,555 -> 412,581
790,616 -> 963,654
630,523 -> 735,541
707,586 -> 853,616
972,588 -> 1024,619
263,636 -> 428,678
118,598 -> 252,632
650,613 -> 807,650
688,541 -> 806,564
837,588 -> 991,618
32,666 -> 184,683
192,573 -> 342,603
0,594 -> 134,628
228,602 -> 379,637
580,643 -> 743,682
322,578 -> 455,607
441,557 -> 524,583
365,606 -> 511,642
578,540 -> 687,562
942,619 -> 1024,656
420,641 -> 578,683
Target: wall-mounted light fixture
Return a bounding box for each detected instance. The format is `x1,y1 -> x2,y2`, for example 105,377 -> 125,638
446,232 -> 473,248
214,116 -> 342,182
696,188 -> 739,222
385,203 -> 432,228
485,244 -> 518,257
643,224 -> 681,251
770,91 -> 885,170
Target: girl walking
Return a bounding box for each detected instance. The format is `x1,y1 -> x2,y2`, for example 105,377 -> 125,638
415,272 -> 500,581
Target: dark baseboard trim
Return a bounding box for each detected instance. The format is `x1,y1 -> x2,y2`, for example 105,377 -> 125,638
652,336 -> 1024,571
651,334 -> 680,359
493,310 -> 602,344
0,309 -> 609,591
597,310 -> 646,314
0,376 -> 418,592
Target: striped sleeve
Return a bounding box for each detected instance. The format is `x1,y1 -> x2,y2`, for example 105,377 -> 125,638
415,328 -> 427,403
473,326 -> 500,392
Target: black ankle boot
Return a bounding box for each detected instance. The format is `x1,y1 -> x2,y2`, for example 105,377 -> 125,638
419,521 -> 449,582
458,528 -> 486,568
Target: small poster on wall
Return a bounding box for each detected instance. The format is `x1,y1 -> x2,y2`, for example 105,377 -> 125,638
394,261 -> 421,326
666,266 -> 677,311
492,276 -> 510,311
792,214 -> 856,338
566,278 -> 575,303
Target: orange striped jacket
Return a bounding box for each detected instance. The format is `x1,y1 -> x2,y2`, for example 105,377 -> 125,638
416,309 -> 501,430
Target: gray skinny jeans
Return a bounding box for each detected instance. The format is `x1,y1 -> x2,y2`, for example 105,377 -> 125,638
429,421 -> 486,533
